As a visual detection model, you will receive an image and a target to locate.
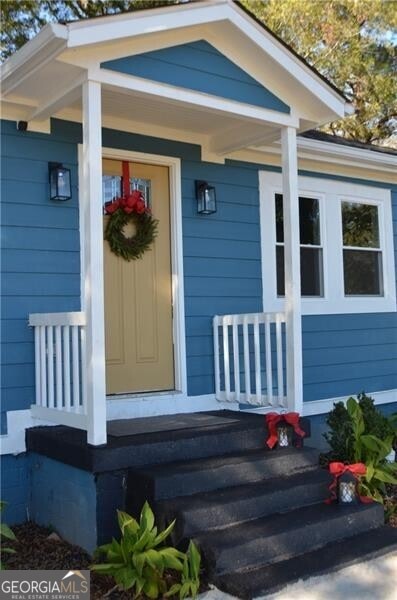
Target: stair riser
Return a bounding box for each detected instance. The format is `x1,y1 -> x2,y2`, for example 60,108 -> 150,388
134,453 -> 319,506
130,427 -> 265,467
214,526 -> 397,600
202,504 -> 384,575
165,479 -> 328,542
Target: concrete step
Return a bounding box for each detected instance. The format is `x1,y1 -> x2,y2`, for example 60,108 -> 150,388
196,501 -> 384,576
156,468 -> 330,542
127,446 -> 319,515
214,524 -> 397,599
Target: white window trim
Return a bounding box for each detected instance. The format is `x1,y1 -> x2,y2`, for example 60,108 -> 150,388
259,172 -> 396,315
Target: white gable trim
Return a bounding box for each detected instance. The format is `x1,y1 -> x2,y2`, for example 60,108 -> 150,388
1,0 -> 349,128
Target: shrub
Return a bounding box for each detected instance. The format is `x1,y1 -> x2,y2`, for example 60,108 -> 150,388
0,501 -> 16,569
92,502 -> 201,599
323,392 -> 396,463
165,541 -> 201,600
323,396 -> 397,504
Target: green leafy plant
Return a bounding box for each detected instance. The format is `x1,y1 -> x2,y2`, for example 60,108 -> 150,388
340,398 -> 397,503
0,501 -> 16,569
165,541 -> 201,599
92,502 -> 191,598
323,392 -> 396,463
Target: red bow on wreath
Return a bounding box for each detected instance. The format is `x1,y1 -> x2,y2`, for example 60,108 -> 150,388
105,190 -> 149,216
326,462 -> 372,504
265,412 -> 305,449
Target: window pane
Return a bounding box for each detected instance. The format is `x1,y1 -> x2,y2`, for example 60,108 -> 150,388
130,177 -> 152,209
343,250 -> 383,295
276,246 -> 323,297
301,247 -> 323,296
275,194 -> 284,243
300,197 -> 320,245
102,175 -> 121,206
342,202 -> 379,248
276,245 -> 285,296
275,194 -> 320,245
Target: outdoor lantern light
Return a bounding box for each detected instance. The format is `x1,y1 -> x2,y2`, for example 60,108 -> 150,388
195,180 -> 217,214
338,471 -> 358,505
49,162 -> 72,201
277,422 -> 293,448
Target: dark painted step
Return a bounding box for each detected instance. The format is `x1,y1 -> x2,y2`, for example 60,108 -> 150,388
196,501 -> 384,576
127,447 -> 319,515
26,411 -> 311,472
215,524 -> 397,599
156,468 -> 330,542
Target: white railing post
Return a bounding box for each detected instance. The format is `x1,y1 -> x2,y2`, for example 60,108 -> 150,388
281,126 -> 303,413
213,316 -> 221,400
82,78 -> 107,445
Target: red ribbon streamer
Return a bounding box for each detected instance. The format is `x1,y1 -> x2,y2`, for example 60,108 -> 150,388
122,160 -> 130,198
326,462 -> 372,504
265,412 -> 306,449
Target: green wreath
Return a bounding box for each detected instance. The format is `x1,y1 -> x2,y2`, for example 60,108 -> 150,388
104,193 -> 158,261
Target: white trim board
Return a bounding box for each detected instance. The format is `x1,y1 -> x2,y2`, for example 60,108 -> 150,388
259,172 -> 397,315
78,146 -> 187,397
302,388 -> 397,417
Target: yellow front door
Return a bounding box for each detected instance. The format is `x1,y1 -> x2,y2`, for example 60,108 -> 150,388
103,158 -> 174,395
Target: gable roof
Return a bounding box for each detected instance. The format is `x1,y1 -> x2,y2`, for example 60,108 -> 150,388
1,0 -> 350,125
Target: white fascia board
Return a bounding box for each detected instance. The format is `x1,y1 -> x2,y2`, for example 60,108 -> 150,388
97,68 -> 299,127
297,137 -> 397,172
257,138 -> 397,175
229,5 -> 347,118
0,23 -> 68,94
67,0 -> 228,47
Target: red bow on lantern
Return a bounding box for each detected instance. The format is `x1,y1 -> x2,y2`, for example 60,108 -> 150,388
265,412 -> 306,449
326,462 -> 372,504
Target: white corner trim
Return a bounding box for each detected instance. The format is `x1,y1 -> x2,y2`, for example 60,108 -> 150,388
303,389 -> 397,416
0,409 -> 53,456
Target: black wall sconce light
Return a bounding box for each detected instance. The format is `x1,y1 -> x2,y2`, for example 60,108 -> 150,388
49,162 -> 72,201
195,180 -> 217,215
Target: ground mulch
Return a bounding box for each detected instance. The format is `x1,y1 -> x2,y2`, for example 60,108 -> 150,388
2,523 -> 167,598
2,522 -> 207,599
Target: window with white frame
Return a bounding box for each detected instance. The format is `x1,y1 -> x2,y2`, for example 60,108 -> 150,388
341,201 -> 383,296
275,194 -> 324,297
259,172 -> 396,315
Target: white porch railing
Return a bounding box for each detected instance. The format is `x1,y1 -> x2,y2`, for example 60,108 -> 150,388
213,312 -> 287,408
29,312 -> 89,431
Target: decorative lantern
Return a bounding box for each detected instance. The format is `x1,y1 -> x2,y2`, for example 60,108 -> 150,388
49,162 -> 72,201
276,422 -> 293,447
338,470 -> 358,505
195,180 -> 216,214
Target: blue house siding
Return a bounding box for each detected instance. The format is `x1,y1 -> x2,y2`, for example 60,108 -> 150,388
1,120 -> 81,430
102,40 -> 290,113
1,117 -> 396,415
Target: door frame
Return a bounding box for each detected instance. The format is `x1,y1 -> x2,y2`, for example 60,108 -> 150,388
78,145 -> 187,397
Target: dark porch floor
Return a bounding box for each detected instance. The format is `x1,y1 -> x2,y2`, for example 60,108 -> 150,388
27,410 -> 310,473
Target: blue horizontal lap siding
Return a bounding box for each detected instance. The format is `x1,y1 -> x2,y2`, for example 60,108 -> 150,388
1,120 -> 81,433
102,40 -> 290,113
182,161 -> 263,395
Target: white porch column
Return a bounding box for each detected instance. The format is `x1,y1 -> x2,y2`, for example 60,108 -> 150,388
82,79 -> 107,445
281,126 -> 303,413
